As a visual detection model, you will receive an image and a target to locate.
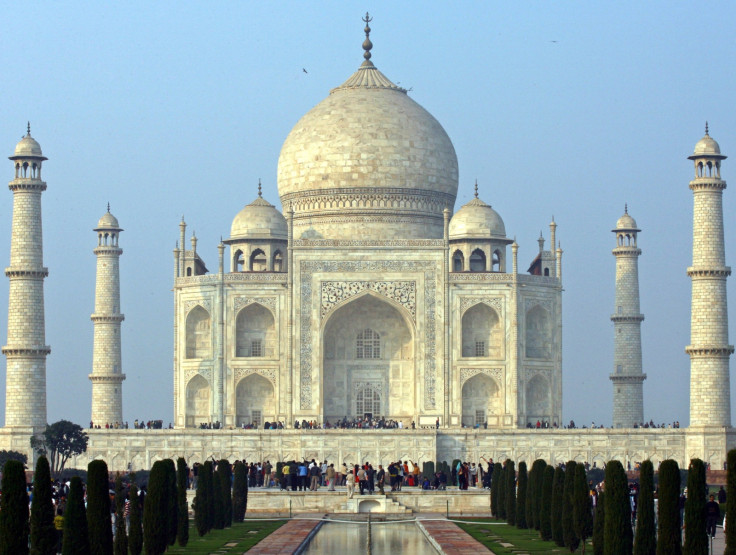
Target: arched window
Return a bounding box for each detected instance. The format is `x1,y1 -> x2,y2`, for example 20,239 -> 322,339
236,303 -> 276,357
469,249 -> 486,272
452,250 -> 465,272
233,249 -> 244,272
186,267 -> 192,276
185,306 -> 211,359
356,328 -> 380,359
492,250 -> 501,272
249,249 -> 267,272
273,250 -> 284,272
356,387 -> 381,417
544,268 -> 550,276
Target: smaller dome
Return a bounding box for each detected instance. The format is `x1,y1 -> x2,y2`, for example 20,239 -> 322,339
615,213 -> 637,230
230,195 -> 287,241
689,125 -> 726,160
9,129 -> 46,161
449,197 -> 506,240
97,212 -> 120,229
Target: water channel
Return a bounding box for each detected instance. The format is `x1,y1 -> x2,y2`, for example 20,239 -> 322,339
299,520 -> 438,554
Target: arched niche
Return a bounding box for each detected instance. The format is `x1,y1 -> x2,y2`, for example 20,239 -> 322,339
235,374 -> 276,427
525,305 -> 552,359
469,248 -> 486,272
461,373 -> 500,427
185,375 -> 211,427
322,293 -> 414,422
250,249 -> 267,272
235,303 -> 276,358
526,374 -> 550,421
452,249 -> 465,272
462,303 -> 502,358
185,306 -> 211,359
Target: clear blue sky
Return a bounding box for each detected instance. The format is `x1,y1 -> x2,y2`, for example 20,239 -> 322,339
0,1 -> 734,427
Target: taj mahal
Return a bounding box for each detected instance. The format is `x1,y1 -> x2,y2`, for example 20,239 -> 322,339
0,18 -> 733,472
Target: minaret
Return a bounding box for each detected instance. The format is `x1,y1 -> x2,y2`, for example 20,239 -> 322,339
89,206 -> 125,426
3,125 -> 50,428
610,205 -> 645,428
687,125 -> 733,427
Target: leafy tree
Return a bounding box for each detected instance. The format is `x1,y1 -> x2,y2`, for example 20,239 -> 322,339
656,459 -> 681,555
634,460 -> 656,555
164,459 -> 178,546
193,461 -> 209,536
30,455 -> 56,555
491,462 -> 503,518
61,476 -> 89,555
539,465 -> 554,541
176,458 -> 189,547
516,462 -> 528,529
684,458 -> 707,554
0,459 -> 30,555
604,460 -> 633,555
593,492 -> 605,555
551,465 -> 565,547
505,460 -> 516,526
87,459 -> 113,554
113,475 -> 128,555
218,460 -> 233,527
212,470 -> 224,529
0,449 -> 27,469
30,420 -> 88,478
232,461 -> 248,523
128,482 -> 143,555
143,460 -> 168,555
726,449 -> 736,555
573,463 -> 593,554
562,461 -> 579,553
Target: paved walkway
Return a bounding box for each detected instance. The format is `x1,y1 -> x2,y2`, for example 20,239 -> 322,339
246,514 -> 324,554
418,517 -> 493,554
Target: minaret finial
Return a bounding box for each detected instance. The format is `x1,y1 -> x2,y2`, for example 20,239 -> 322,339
107,202 -> 110,213
705,121 -> 709,136
258,178 -> 262,197
26,122 -> 31,136
474,179 -> 479,199
361,12 -> 373,65
625,202 -> 628,214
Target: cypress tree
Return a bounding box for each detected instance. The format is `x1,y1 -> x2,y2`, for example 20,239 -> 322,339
505,460 -> 516,526
491,462 -> 503,518
534,459 -> 549,530
551,465 -> 565,547
212,470 -> 224,530
0,459 -> 29,555
30,455 -> 55,555
61,476 -> 89,555
604,460 -> 633,555
656,459 -> 681,555
113,475 -> 128,555
232,461 -> 248,523
163,459 -> 178,546
86,459 -> 113,555
498,463 -> 507,519
726,449 -> 736,555
193,460 -> 209,536
562,461 -> 579,553
176,458 -> 189,547
593,492 -> 605,555
634,460 -> 656,555
128,482 -> 143,555
529,459 -> 546,530
516,462 -> 528,529
539,465 -> 554,541
143,460 -> 169,555
683,458 -> 707,555
204,461 -> 215,532
218,460 -> 233,527
573,463 -> 593,554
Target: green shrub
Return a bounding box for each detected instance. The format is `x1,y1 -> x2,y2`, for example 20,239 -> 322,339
61,476 -> 89,555
143,460 -> 169,555
0,459 -> 29,555
539,465 -> 554,541
212,470 -> 224,530
634,460 -> 655,555
656,459 -> 681,555
533,459 -> 548,530
562,461 -> 579,552
593,492 -> 605,555
30,455 -> 55,555
218,460 -> 233,527
505,460 -> 516,526
516,462 -> 528,529
498,463 -> 507,519
232,461 -> 248,523
86,459 -> 113,554
604,460 -> 633,555
193,461 -> 209,536
176,458 -> 189,547
573,463 -> 592,553
551,465 -> 565,547
128,482 -> 143,555
684,458 -> 707,554
491,462 -> 503,518
113,475 -> 128,555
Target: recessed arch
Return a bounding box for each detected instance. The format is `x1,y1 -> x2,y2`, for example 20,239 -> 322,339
185,305 -> 211,359
185,374 -> 211,427
525,305 -> 552,359
452,249 -> 465,272
249,248 -> 267,271
236,373 -> 275,427
461,303 -> 502,358
235,303 -> 276,357
469,248 -> 486,272
462,373 -> 501,427
526,374 -> 550,421
233,249 -> 244,272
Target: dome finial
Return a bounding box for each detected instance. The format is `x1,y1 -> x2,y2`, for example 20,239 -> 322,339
474,179 -> 479,199
107,202 -> 111,213
361,12 -> 374,66
705,121 -> 709,136
624,202 -> 628,214
26,122 -> 31,136
258,178 -> 262,197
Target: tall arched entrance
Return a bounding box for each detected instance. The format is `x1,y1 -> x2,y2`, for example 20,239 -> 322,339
236,374 -> 276,427
185,375 -> 211,427
461,373 -> 501,427
322,294 -> 414,423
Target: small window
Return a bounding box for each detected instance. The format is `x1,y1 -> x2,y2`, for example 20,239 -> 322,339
251,410 -> 262,428
544,268 -> 550,276
251,339 -> 263,357
357,329 -> 380,359
616,365 -> 623,374
475,410 -> 486,427
475,341 -> 486,357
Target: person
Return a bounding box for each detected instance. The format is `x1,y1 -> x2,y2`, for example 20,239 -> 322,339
321,460 -> 328,486
346,470 -> 355,499
377,465 -> 385,495
298,461 -> 308,491
326,464 -> 336,491
366,464 -> 375,494
706,494 -> 720,538
357,465 -> 366,495
719,485 -> 727,504
54,507 -> 64,553
309,463 -> 320,491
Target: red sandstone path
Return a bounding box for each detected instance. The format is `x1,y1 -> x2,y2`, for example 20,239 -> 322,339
419,518 -> 493,554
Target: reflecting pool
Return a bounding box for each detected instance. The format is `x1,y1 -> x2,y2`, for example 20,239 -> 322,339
300,521 -> 438,554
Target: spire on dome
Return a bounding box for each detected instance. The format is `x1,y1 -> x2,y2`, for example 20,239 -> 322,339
474,179 -> 479,199
107,202 -> 111,213
361,12 -> 373,67
625,203 -> 628,214
26,122 -> 31,136
705,121 -> 709,136
258,178 -> 262,197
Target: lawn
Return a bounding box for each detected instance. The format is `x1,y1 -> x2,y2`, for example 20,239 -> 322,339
456,520 -> 593,554
166,520 -> 286,554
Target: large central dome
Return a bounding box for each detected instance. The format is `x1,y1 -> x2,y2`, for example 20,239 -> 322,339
277,27 -> 458,240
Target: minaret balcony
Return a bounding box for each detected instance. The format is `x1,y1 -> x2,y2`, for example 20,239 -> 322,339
610,314 -> 644,323
686,266 -> 731,278
609,373 -> 646,382
685,345 -> 734,356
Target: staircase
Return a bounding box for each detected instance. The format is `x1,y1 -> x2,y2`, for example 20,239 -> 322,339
333,494 -> 413,514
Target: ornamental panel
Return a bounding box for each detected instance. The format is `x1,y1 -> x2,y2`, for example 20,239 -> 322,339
459,367 -> 503,386
233,367 -> 277,387
321,281 -> 416,320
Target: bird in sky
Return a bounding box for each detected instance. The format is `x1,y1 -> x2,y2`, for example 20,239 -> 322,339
303,68 -> 308,73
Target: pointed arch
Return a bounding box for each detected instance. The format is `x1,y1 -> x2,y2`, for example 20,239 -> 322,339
185,305 -> 211,359
526,374 -> 550,420
235,302 -> 276,357
185,374 -> 211,427
272,250 -> 284,272
236,374 -> 275,427
462,303 -> 502,358
469,248 -> 486,272
249,248 -> 267,271
233,249 -> 244,272
452,249 -> 465,272
461,373 -> 500,427
525,305 -> 552,359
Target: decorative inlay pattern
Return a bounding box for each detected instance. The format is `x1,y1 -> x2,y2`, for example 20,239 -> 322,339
184,300 -> 211,313
233,367 -> 277,386
294,239 -> 444,248
524,298 -> 553,313
176,273 -> 288,286
300,260 -> 437,410
460,367 -> 503,386
234,296 -> 277,313
460,297 -> 503,315
321,281 -> 416,320
353,380 -> 384,396
184,367 -> 212,385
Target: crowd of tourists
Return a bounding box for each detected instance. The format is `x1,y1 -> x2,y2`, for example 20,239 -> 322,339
89,419 -> 171,430
526,419 -> 682,430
